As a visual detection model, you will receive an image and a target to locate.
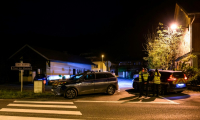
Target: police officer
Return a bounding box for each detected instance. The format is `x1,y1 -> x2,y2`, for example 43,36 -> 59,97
153,69 -> 161,97
139,68 -> 144,97
143,68 -> 149,97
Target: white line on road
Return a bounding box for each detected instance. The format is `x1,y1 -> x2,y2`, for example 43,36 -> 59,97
159,96 -> 180,104
14,100 -> 74,104
75,99 -> 179,104
0,108 -> 82,115
0,115 -> 84,120
8,104 -> 77,108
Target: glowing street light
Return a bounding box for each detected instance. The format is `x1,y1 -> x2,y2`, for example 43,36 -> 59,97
101,55 -> 104,72
170,24 -> 177,30
102,55 -> 104,62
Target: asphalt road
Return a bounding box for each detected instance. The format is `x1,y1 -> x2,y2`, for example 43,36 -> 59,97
0,78 -> 200,120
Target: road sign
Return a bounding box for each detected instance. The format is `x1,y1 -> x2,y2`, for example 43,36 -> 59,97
11,66 -> 32,70
15,63 -> 31,67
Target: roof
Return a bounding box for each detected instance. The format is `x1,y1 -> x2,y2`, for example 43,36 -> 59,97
176,0 -> 200,14
9,44 -> 95,65
175,52 -> 191,61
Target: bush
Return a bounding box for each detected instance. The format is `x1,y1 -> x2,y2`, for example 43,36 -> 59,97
182,66 -> 200,85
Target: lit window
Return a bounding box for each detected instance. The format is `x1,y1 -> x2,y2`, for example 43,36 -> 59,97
94,65 -> 98,68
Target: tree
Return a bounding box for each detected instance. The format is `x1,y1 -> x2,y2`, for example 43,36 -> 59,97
143,22 -> 184,70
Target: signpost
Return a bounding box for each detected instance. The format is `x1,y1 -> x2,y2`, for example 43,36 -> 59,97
11,62 -> 32,92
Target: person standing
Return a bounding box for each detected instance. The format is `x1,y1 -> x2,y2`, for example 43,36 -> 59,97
143,68 -> 149,97
153,69 -> 161,97
139,68 -> 144,97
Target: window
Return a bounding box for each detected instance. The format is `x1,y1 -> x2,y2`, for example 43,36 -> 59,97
96,74 -> 107,79
94,65 -> 98,68
106,73 -> 115,78
84,74 -> 95,80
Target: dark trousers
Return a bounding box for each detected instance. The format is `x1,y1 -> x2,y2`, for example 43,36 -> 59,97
139,81 -> 149,96
139,82 -> 143,96
144,81 -> 149,96
153,84 -> 160,96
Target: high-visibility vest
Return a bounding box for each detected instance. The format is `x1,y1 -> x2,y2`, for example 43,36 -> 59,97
143,72 -> 149,82
139,71 -> 143,82
153,72 -> 161,84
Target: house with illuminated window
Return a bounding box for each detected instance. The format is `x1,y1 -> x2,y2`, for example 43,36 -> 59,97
174,1 -> 200,69
7,44 -> 95,83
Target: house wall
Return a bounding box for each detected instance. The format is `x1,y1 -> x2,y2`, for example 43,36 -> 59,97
175,4 -> 200,69
192,15 -> 200,68
47,61 -> 91,80
175,4 -> 191,57
91,61 -> 107,72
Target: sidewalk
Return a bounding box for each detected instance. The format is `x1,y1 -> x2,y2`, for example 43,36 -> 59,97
187,84 -> 200,91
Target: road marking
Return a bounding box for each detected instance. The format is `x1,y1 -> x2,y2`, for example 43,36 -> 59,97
0,108 -> 82,115
75,101 -> 123,103
75,100 -> 179,104
8,104 -> 77,108
75,96 -> 180,104
0,115 -> 84,120
14,100 -> 74,104
159,96 -> 180,104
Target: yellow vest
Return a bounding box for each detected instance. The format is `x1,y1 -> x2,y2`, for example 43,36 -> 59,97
143,72 -> 149,81
139,71 -> 143,82
154,72 -> 161,84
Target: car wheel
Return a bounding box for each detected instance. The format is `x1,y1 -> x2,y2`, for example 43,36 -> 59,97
158,85 -> 162,95
64,88 -> 77,99
107,85 -> 115,95
133,82 -> 139,91
177,91 -> 183,93
163,85 -> 170,95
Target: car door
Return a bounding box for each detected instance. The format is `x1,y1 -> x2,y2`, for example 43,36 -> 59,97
94,73 -> 108,93
78,74 -> 95,94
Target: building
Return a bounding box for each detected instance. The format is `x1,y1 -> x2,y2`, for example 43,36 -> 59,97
7,44 -> 95,83
174,0 -> 200,69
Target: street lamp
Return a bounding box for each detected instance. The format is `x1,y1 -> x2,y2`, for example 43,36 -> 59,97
170,24 -> 177,30
102,55 -> 104,62
101,55 -> 104,72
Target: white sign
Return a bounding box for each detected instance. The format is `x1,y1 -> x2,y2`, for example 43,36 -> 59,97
104,61 -> 111,67
15,63 -> 31,67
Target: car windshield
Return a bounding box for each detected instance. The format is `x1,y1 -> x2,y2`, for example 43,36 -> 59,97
69,74 -> 84,80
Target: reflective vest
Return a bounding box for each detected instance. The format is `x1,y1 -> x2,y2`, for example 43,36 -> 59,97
143,72 -> 149,82
153,72 -> 161,84
139,71 -> 143,82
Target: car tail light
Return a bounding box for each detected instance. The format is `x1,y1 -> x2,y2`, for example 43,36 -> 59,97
168,74 -> 176,81
184,74 -> 187,80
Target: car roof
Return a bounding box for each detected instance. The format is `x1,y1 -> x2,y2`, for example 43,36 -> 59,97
159,70 -> 183,73
149,69 -> 182,73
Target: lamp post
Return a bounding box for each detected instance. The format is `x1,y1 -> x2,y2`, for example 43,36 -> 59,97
101,55 -> 104,72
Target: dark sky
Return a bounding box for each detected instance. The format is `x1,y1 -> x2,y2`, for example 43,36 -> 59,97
0,0 -> 177,61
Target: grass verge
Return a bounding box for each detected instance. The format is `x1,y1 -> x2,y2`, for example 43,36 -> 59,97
0,89 -> 56,99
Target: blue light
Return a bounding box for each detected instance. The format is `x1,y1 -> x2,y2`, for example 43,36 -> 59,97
176,83 -> 186,88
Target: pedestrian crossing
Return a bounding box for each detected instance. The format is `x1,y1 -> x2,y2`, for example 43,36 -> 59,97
0,100 -> 84,120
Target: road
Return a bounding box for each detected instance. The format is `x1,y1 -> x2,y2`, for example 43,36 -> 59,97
0,78 -> 200,120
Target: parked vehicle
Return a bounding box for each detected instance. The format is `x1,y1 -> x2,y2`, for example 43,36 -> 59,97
33,74 -> 47,85
51,72 -> 118,99
132,70 -> 188,94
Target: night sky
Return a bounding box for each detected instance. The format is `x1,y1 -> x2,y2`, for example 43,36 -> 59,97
1,0 -> 177,61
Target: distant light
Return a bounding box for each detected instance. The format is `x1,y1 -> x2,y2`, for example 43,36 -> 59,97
102,55 -> 104,58
171,24 -> 177,30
